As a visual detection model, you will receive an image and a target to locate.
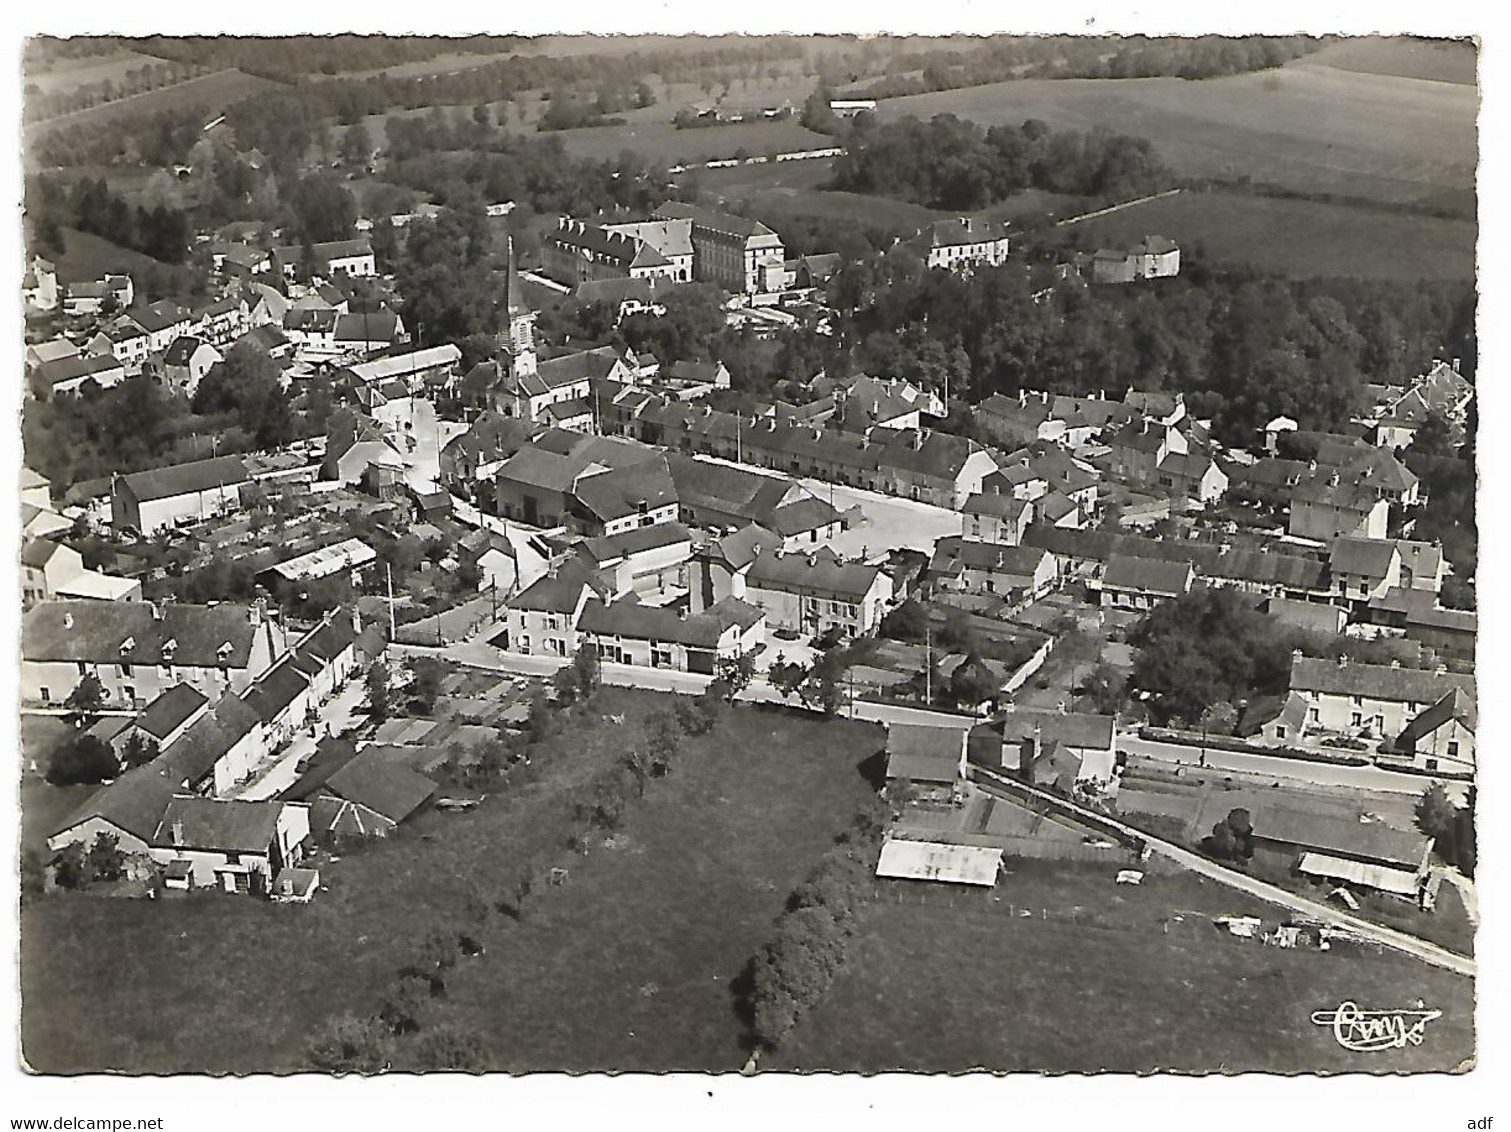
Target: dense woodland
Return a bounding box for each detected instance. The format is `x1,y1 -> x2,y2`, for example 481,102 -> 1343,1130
830,114 -> 1172,209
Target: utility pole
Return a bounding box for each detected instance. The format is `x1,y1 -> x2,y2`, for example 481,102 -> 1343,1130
386,561 -> 396,641
924,619 -> 932,706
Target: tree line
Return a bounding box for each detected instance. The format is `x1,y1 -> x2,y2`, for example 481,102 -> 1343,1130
845,34 -> 1322,99
24,59 -> 212,123
830,113 -> 1173,210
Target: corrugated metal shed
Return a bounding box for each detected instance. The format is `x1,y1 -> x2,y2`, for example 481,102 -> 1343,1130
876,839 -> 1002,887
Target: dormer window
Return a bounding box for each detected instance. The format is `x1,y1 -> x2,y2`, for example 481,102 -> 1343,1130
217,641 -> 234,662
162,638 -> 178,659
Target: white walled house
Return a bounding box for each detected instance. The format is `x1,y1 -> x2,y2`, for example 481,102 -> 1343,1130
111,455 -> 250,535
21,600 -> 289,709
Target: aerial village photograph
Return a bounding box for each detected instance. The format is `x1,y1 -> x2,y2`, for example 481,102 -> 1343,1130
3,6 -> 1499,1127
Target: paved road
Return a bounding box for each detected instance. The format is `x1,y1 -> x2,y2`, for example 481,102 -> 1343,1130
226,673 -> 373,801
972,766 -> 1475,978
1122,735 -> 1470,803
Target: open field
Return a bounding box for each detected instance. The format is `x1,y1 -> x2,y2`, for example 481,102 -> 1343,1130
25,69 -> 279,141
769,860 -> 1475,1073
1305,37 -> 1477,85
20,690 -> 884,1073
435,704 -> 884,1070
1071,189 -> 1476,281
23,49 -> 164,96
875,60 -> 1476,206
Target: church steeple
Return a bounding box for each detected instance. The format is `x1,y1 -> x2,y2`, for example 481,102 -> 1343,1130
497,234 -> 537,379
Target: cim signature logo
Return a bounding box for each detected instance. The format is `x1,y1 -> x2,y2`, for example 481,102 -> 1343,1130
1311,1001 -> 1442,1052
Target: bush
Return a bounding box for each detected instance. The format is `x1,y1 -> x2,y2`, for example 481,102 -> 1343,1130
306,1014 -> 391,1074
408,1025 -> 486,1072
46,735 -> 119,786
379,974 -> 433,1035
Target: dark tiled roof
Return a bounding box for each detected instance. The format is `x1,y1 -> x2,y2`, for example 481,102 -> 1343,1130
653,201 -> 777,241
137,684 -> 209,741
154,796 -> 282,853
1290,656 -> 1474,704
118,455 -> 250,503
747,550 -> 885,600
1102,554 -> 1193,596
52,764 -> 179,844
324,748 -> 436,823
22,601 -> 261,668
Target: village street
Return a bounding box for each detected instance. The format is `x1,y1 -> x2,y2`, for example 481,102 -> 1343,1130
223,673 -> 372,802
1121,734 -> 1471,803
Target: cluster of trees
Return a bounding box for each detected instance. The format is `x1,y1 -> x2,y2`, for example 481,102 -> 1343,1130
134,34 -> 527,80
23,376 -> 205,491
285,172 -> 359,244
1126,588 -> 1453,727
831,114 -> 1172,210
539,78 -> 654,131
382,115 -> 672,221
29,104 -> 207,169
829,252 -> 1473,445
1127,589 -> 1299,727
29,175 -> 191,263
389,203 -> 507,367
217,39 -> 803,127
746,797 -> 890,1051
191,341 -> 297,449
846,35 -> 1321,99
1406,435 -> 1477,610
41,832 -> 129,892
1200,807 -> 1255,863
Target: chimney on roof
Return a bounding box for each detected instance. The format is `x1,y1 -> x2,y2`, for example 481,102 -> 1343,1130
63,611 -> 74,630
1389,658 -> 1401,668
150,601 -> 163,621
1018,388 -> 1027,408
1328,471 -> 1340,487
1336,654 -> 1348,668
171,818 -> 184,846
1435,661 -> 1448,675
1452,357 -> 1461,374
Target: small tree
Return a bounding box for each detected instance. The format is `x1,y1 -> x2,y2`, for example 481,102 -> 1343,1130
120,732 -> 160,770
645,710 -> 681,776
571,646 -> 601,698
551,663 -> 582,707
64,674 -> 105,719
526,689 -> 556,743
1225,807 -> 1254,860
406,658 -> 443,716
365,661 -> 393,723
715,653 -> 756,700
52,843 -> 89,890
306,1014 -> 390,1073
1414,783 -> 1457,842
87,831 -> 126,883
768,655 -> 813,702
